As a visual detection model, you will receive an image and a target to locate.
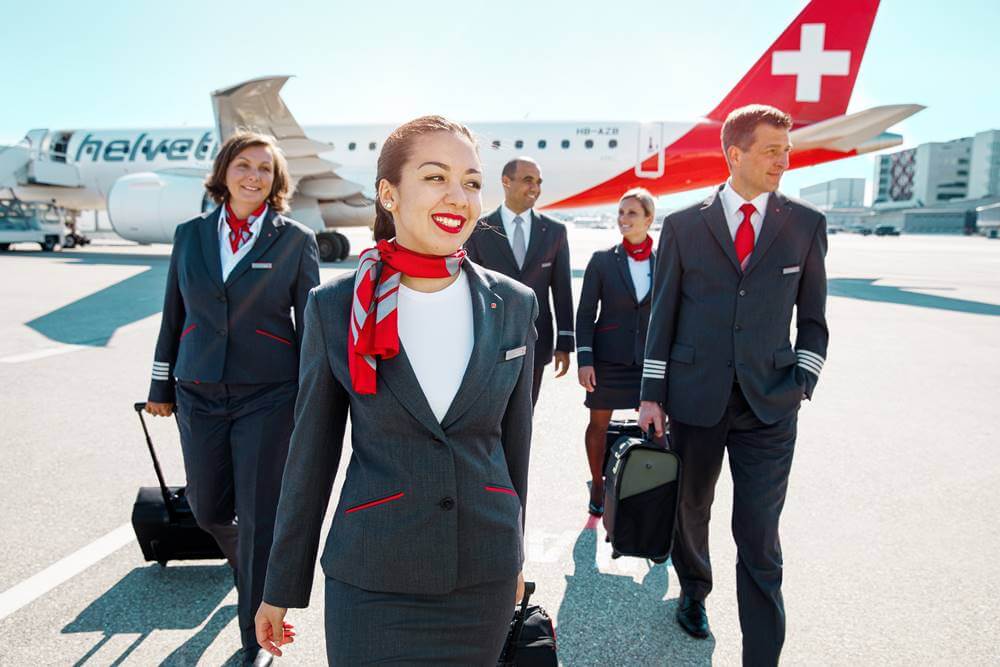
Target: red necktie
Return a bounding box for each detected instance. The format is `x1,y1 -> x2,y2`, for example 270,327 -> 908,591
735,203 -> 756,269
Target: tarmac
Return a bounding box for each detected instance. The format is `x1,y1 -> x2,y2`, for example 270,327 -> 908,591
0,228 -> 998,666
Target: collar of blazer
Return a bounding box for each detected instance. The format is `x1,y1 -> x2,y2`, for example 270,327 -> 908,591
198,205 -> 286,289
374,261 -> 506,438
613,243 -> 654,305
484,207 -> 547,276
699,185 -> 792,277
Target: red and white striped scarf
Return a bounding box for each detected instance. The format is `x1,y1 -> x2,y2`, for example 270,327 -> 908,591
349,239 -> 467,395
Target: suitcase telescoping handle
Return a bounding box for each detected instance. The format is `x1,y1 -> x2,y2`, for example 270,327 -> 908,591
133,402 -> 178,519
508,581 -> 536,653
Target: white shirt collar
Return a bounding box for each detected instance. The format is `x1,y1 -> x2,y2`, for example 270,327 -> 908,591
500,204 -> 532,228
720,180 -> 770,222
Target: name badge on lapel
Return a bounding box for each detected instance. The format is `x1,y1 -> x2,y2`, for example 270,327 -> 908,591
252,262 -> 273,270
541,261 -> 553,268
505,346 -> 527,361
782,265 -> 800,275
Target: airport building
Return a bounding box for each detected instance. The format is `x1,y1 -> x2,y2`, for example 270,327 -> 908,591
873,138 -> 972,205
968,129 -> 1000,199
800,178 -> 865,208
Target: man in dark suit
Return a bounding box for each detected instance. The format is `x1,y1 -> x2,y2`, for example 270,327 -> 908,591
465,157 -> 574,405
638,105 -> 829,666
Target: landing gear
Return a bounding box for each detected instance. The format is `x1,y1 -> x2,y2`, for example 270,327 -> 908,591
316,231 -> 350,263
41,235 -> 59,252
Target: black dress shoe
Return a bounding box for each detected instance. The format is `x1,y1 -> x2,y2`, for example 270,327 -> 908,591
675,594 -> 710,639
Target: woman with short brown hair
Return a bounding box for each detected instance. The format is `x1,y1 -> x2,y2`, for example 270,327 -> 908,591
145,130 -> 319,665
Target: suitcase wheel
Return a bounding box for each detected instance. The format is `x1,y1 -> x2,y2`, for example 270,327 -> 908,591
611,550 -> 621,559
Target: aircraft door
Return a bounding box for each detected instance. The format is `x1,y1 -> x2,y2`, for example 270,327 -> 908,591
635,122 -> 664,179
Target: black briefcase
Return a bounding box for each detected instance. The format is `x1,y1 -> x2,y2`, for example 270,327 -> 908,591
130,402 -> 224,566
603,428 -> 680,563
498,581 -> 557,666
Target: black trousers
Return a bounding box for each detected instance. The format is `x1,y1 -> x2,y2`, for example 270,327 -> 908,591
670,385 -> 797,667
175,380 -> 297,653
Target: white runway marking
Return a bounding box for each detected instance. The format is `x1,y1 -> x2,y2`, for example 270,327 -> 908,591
0,523 -> 133,621
0,345 -> 85,364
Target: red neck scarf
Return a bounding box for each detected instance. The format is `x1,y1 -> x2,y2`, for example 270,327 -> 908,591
349,239 -> 467,395
622,235 -> 653,261
224,201 -> 266,253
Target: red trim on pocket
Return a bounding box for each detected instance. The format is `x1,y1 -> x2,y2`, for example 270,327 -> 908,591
180,324 -> 197,340
345,491 -> 405,515
255,329 -> 292,346
595,324 -> 620,333
484,485 -> 518,497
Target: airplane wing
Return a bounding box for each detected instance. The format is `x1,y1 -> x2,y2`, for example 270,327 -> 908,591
790,104 -> 925,153
211,76 -> 371,231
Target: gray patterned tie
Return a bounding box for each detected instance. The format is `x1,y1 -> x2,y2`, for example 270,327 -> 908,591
512,215 -> 527,269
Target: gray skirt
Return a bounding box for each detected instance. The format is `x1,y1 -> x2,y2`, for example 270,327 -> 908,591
324,575 -> 518,665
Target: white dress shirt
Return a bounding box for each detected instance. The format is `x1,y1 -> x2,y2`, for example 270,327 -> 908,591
397,270 -> 474,422
218,204 -> 267,281
627,255 -> 651,302
719,180 -> 769,243
499,204 -> 533,254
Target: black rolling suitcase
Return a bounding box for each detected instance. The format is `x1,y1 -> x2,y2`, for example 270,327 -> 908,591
130,402 -> 224,566
603,428 -> 681,563
498,581 -> 558,666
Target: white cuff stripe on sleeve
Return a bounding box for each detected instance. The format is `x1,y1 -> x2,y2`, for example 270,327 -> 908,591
642,369 -> 666,378
796,356 -> 822,376
797,361 -> 820,378
558,331 -> 575,337
577,346 -> 593,352
796,349 -> 825,367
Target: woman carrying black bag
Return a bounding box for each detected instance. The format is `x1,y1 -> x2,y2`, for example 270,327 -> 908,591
575,188 -> 656,516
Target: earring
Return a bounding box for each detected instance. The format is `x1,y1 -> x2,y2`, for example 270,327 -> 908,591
383,201 -> 392,210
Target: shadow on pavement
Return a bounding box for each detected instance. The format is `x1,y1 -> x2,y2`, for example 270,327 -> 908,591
18,251 -> 170,347
62,563 -> 234,666
556,526 -> 715,666
828,278 -> 1000,316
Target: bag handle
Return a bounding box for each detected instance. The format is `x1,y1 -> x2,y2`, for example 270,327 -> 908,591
133,402 -> 178,520
508,581 -> 536,653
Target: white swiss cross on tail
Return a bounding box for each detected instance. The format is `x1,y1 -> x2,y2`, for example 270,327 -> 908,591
771,23 -> 850,103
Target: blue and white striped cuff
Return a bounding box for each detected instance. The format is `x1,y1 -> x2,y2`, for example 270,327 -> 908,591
642,358 -> 666,380
151,361 -> 171,382
796,349 -> 825,378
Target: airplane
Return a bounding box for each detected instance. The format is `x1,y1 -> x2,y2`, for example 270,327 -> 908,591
0,0 -> 921,262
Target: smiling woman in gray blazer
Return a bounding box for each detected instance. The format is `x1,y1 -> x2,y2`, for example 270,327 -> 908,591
255,116 -> 538,665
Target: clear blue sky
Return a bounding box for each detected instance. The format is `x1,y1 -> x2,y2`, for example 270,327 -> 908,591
2,0 -> 997,208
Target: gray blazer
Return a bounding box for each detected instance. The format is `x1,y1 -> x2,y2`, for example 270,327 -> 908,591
640,186 -> 829,427
263,261 -> 539,608
148,206 -> 320,403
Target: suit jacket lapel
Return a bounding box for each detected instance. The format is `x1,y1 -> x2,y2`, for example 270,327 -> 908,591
743,192 -> 791,277
224,208 -> 283,287
199,207 -> 224,290
519,211 -> 546,271
378,344 -> 448,442
614,245 -> 639,305
441,263 -> 503,430
700,187 -> 742,274
484,208 -> 521,276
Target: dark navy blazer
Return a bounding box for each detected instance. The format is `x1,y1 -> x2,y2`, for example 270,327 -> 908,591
464,208 -> 574,366
148,206 -> 320,403
575,243 -> 655,368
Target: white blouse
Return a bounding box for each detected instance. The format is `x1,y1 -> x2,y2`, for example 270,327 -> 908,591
397,270 -> 474,422
627,255 -> 651,302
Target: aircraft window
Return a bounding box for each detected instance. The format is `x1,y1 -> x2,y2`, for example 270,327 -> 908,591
561,140 -> 570,149
515,140 -> 524,149
369,142 -> 377,151
609,139 -> 618,148
492,140 -> 501,149
538,140 -> 547,149
349,142 -> 357,151
585,139 -> 594,149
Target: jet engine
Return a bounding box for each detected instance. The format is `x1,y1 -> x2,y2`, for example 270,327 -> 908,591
107,172 -> 211,244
